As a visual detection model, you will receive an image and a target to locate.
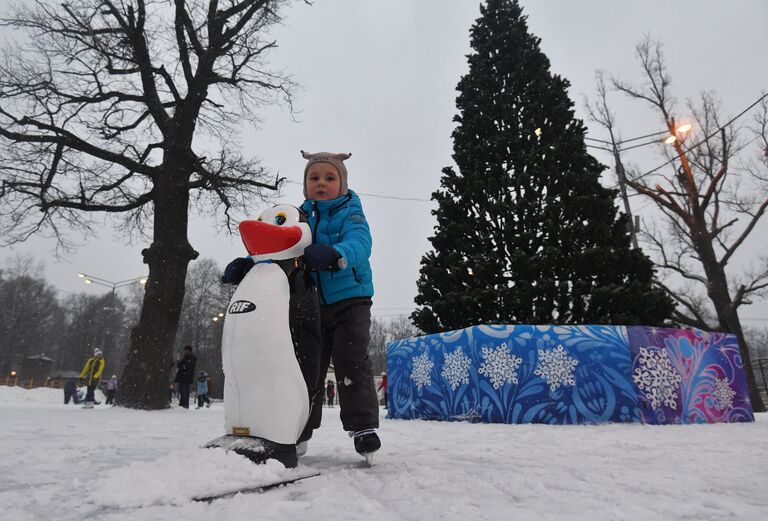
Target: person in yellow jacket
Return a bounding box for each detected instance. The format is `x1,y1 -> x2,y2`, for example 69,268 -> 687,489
80,348 -> 105,408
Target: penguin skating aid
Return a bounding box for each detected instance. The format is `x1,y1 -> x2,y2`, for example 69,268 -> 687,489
205,205 -> 321,469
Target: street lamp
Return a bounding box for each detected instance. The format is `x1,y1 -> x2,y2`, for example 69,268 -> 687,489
77,273 -> 147,357
586,122 -> 695,248
78,273 -> 148,292
663,122 -> 692,145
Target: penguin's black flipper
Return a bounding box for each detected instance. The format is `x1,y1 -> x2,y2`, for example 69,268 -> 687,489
283,262 -> 324,443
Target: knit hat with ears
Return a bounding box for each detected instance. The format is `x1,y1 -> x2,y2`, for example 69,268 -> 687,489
301,150 -> 352,198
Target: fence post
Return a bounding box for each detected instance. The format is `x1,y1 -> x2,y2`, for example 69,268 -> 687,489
759,359 -> 768,396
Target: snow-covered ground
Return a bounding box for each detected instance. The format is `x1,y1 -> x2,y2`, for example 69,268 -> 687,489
2,386 -> 767,521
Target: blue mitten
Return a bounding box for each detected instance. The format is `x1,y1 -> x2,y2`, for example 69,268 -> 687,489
303,244 -> 345,272
221,257 -> 255,284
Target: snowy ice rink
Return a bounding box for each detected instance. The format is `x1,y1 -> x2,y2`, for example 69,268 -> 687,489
2,386 -> 767,521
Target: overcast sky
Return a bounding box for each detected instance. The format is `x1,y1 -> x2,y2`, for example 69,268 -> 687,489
1,0 -> 767,327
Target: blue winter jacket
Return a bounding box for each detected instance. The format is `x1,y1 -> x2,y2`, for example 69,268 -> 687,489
196,379 -> 208,395
300,190 -> 374,305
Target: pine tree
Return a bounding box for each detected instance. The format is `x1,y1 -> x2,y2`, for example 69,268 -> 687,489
412,0 -> 674,334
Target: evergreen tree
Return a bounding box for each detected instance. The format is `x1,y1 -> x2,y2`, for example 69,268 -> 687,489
412,0 -> 673,334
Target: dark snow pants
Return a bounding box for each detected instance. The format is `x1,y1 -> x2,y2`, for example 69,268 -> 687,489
85,383 -> 98,403
178,384 -> 191,408
306,297 -> 379,434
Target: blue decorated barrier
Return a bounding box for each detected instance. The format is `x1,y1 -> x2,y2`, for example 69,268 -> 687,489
386,325 -> 754,425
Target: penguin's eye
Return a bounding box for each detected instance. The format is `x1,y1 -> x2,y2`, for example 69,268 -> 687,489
274,213 -> 287,225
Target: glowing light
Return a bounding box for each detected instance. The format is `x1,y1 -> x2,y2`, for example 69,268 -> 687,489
677,123 -> 692,134
77,273 -> 86,278
11,371 -> 17,376
212,317 -> 219,322
534,127 -> 542,137
139,278 -> 148,285
664,135 -> 677,145
84,279 -> 93,284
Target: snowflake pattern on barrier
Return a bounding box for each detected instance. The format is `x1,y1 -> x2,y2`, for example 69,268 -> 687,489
534,345 -> 579,391
410,351 -> 434,391
632,346 -> 682,410
441,348 -> 472,390
478,343 -> 522,389
712,377 -> 736,411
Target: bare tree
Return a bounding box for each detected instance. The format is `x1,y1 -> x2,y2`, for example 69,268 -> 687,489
0,1 -> 298,408
368,317 -> 388,375
368,315 -> 421,375
589,37 -> 768,412
175,257 -> 232,395
0,256 -> 63,373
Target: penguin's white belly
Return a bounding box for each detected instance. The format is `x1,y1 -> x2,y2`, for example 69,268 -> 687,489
222,262 -> 309,444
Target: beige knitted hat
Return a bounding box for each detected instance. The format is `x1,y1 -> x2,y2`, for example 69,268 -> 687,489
301,150 -> 352,198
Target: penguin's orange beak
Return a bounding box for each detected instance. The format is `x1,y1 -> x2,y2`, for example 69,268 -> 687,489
239,220 -> 303,256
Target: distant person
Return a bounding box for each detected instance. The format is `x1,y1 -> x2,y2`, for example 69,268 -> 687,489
63,378 -> 79,405
79,348 -> 105,408
174,345 -> 197,409
326,379 -> 336,407
105,375 -> 118,405
196,371 -> 211,409
377,371 -> 388,409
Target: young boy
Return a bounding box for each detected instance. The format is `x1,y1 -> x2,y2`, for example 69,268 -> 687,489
196,371 -> 211,409
222,151 -> 380,458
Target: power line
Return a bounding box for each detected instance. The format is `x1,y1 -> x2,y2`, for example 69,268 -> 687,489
634,91 -> 768,182
585,129 -> 668,147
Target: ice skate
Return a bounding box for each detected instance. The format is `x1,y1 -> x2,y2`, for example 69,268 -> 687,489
350,429 -> 380,464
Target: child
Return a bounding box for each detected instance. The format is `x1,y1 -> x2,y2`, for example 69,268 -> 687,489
222,150 -> 380,458
326,379 -> 336,407
196,371 -> 211,409
105,375 -> 118,405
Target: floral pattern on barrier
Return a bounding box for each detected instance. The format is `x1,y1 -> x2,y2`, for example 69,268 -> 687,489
627,327 -> 754,424
387,324 -> 642,425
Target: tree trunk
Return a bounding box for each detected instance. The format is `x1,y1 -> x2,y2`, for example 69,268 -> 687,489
116,162 -> 198,409
693,226 -> 767,412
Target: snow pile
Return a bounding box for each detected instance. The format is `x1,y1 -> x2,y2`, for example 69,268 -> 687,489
2,384 -> 768,521
0,384 -> 106,404
89,449 -> 291,507
0,385 -> 62,403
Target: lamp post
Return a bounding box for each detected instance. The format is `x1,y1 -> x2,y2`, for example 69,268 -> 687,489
77,273 -> 148,357
587,122 -> 693,248
77,273 -> 148,293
